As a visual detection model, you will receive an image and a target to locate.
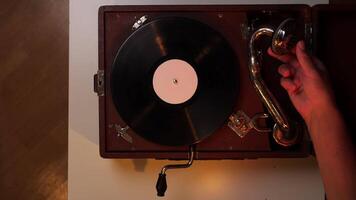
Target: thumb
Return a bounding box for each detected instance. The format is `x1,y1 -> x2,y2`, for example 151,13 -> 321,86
295,41 -> 315,73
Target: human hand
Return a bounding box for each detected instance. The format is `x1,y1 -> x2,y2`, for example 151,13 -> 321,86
267,40 -> 335,125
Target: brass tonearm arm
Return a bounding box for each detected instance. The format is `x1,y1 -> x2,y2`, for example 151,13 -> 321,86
248,19 -> 301,147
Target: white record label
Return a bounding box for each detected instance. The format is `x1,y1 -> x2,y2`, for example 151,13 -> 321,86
152,59 -> 198,104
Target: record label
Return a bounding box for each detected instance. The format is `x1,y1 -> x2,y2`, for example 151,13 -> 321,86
152,59 -> 198,105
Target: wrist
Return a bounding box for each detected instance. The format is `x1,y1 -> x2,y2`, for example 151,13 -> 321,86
306,102 -> 341,132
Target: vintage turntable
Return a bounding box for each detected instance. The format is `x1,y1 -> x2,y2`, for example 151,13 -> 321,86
94,5 -> 356,196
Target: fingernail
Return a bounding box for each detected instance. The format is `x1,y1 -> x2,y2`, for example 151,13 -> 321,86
298,41 -> 306,51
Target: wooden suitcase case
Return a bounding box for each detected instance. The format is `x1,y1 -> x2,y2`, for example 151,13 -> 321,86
95,5 -> 356,159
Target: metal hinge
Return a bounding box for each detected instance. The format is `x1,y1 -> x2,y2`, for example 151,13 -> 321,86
132,15 -> 148,30
240,23 -> 252,40
94,70 -> 105,96
304,23 -> 313,53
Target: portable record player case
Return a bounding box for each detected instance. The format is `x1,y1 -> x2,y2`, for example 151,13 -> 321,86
95,4 -> 356,159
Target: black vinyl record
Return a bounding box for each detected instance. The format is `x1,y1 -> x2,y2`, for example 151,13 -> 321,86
111,17 -> 239,146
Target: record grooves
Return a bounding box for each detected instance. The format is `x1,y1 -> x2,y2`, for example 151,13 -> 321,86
111,17 -> 239,146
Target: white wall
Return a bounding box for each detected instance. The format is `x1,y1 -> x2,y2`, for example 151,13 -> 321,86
69,0 -> 328,199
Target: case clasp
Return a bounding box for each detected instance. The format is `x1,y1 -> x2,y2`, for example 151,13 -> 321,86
94,70 -> 105,96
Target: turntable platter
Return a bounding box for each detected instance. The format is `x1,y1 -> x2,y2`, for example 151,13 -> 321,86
111,17 -> 239,146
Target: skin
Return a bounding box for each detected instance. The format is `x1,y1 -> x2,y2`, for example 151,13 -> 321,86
268,41 -> 356,200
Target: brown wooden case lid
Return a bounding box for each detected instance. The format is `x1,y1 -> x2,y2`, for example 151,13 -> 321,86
312,5 -> 356,145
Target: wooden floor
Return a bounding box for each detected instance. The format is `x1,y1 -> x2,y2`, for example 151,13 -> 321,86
0,0 -> 68,199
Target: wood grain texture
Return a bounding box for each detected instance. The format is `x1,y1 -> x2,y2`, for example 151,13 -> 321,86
0,0 -> 68,199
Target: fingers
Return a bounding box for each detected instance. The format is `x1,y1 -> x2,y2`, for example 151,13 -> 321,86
290,46 -> 296,54
280,77 -> 297,93
295,41 -> 315,73
278,64 -> 294,78
267,48 -> 296,64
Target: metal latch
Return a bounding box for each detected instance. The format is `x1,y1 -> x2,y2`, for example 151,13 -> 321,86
109,124 -> 133,143
94,70 -> 104,96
